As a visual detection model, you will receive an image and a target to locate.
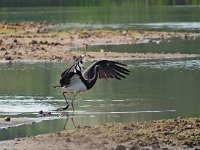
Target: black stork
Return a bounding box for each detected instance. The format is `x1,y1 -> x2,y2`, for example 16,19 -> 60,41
53,56 -> 130,112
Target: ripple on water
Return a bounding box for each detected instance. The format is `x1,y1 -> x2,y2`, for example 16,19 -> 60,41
0,96 -> 56,113
48,22 -> 200,31
132,59 -> 200,70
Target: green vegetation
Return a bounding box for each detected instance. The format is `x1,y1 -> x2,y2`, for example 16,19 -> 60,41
0,27 -> 16,33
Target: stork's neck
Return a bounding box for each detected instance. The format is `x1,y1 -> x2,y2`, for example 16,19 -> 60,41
84,66 -> 99,90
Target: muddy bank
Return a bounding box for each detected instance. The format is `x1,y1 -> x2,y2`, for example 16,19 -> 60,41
1,22 -> 200,62
0,117 -> 200,150
0,117 -> 34,129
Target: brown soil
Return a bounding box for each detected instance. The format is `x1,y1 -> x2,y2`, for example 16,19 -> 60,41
1,22 -> 200,62
0,117 -> 200,150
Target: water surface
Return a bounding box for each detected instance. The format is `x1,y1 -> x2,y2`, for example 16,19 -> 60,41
0,0 -> 200,31
1,59 -> 200,140
77,37 -> 200,54
0,59 -> 200,118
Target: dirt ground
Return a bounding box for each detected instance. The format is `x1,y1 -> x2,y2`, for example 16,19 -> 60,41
0,117 -> 200,150
1,22 -> 200,62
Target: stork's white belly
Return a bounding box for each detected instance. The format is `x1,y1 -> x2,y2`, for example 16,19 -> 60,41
61,75 -> 87,93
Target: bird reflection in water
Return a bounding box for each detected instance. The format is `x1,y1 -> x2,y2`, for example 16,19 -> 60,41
60,112 -> 76,129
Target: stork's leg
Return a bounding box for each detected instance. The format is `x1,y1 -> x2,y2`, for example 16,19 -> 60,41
63,118 -> 69,129
71,117 -> 76,128
63,92 -> 69,108
55,92 -> 69,111
71,93 -> 77,113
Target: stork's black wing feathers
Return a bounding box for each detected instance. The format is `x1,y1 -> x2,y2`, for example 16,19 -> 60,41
113,69 -> 126,79
61,68 -> 70,78
60,57 -> 84,87
83,60 -> 130,80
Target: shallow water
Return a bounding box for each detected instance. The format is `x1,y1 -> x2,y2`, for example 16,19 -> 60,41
77,37 -> 200,54
1,0 -> 200,31
0,59 -> 200,118
0,59 -> 200,140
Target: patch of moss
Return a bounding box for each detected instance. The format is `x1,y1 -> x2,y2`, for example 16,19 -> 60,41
0,27 -> 16,33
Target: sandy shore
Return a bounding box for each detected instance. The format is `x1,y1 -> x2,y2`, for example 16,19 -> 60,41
0,117 -> 199,150
1,22 -> 200,62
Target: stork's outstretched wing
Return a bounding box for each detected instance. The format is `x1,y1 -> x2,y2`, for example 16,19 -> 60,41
83,60 -> 130,80
60,57 -> 84,86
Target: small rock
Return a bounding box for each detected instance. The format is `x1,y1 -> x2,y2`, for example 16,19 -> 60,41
0,47 -> 6,51
4,51 -> 9,55
115,145 -> 126,150
42,112 -> 52,117
39,110 -> 43,115
77,125 -> 81,129
102,141 -> 109,145
129,144 -> 139,150
43,41 -> 48,44
18,52 -> 23,55
183,141 -> 194,148
41,47 -> 45,51
4,117 -> 11,121
73,55 -> 77,60
9,45 -> 14,49
177,117 -> 184,120
122,30 -> 127,36
39,41 -> 44,44
15,138 -> 21,141
5,56 -> 12,60
186,124 -> 192,129
53,42 -> 60,46
195,119 -> 200,123
13,39 -> 18,43
161,148 -> 168,150
152,141 -> 160,150
13,51 -> 17,55
66,138 -> 71,142
30,40 -> 38,45
32,121 -> 36,124
100,49 -> 104,52
52,55 -> 62,60
141,148 -> 151,150
136,140 -> 145,147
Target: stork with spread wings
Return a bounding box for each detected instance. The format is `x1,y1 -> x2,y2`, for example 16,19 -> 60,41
53,56 -> 130,112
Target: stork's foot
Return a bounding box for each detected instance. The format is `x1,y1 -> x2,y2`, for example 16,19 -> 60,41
54,104 -> 69,111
